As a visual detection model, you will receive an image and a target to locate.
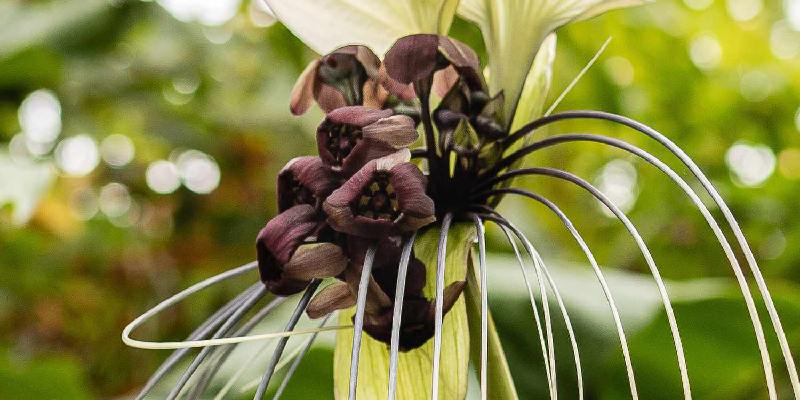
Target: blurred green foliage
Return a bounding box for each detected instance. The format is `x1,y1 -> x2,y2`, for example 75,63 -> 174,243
0,0 -> 798,398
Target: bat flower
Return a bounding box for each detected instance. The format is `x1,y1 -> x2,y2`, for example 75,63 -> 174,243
323,150 -> 435,238
277,156 -> 341,212
317,106 -> 418,175
128,1 -> 800,398
256,204 -> 347,295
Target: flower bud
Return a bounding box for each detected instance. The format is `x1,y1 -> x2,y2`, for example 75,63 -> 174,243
256,205 -> 347,295
317,106 -> 418,175
383,34 -> 484,91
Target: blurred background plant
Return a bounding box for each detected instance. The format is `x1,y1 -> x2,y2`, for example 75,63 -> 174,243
0,0 -> 799,398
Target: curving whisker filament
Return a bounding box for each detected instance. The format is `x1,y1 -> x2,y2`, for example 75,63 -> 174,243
186,295 -> 289,399
489,215 -> 585,400
135,283 -> 259,399
484,167 -> 693,399
476,189 -> 639,399
272,314 -> 333,400
253,280 -> 322,400
499,110 -> 798,398
348,244 -> 378,400
432,212 -> 454,400
166,285 -> 269,400
471,215 -> 490,400
387,232 -> 418,400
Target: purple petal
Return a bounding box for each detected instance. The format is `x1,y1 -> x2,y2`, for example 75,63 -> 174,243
277,156 -> 340,212
307,281 -> 356,319
388,163 -> 436,231
326,106 -> 393,127
256,204 -> 320,293
282,242 -> 348,281
289,60 -> 320,115
383,34 -> 440,84
314,84 -> 348,112
362,115 -> 418,149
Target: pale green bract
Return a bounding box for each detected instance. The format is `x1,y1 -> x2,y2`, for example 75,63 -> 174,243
457,0 -> 648,126
261,0 -> 459,55
333,224 -> 474,400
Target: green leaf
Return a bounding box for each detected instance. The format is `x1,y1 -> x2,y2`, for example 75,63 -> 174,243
333,224 -> 474,399
0,0 -> 110,58
465,251 -> 519,400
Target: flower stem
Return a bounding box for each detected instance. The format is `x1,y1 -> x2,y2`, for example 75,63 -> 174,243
414,78 -> 443,191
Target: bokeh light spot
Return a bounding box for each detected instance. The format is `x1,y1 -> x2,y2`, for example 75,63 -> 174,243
248,0 -> 276,27
146,160 -> 181,194
55,135 -> 100,177
176,150 -> 221,194
684,0 -> 714,10
725,141 -> 776,186
786,0 -> 800,30
101,134 -> 135,167
19,89 -> 61,155
156,0 -> 241,26
69,187 -> 99,221
739,70 -> 774,102
689,34 -> 722,70
595,159 -> 638,216
726,0 -> 763,21
770,20 -> 800,59
99,182 -> 132,218
604,56 -> 635,86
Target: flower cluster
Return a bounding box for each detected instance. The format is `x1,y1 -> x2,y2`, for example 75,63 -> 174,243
256,43 -> 467,350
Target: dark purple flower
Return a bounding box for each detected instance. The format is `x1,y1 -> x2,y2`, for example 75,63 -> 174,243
306,238 -> 429,332
277,156 -> 341,212
290,45 -> 415,115
383,34 -> 484,92
362,281 -> 466,351
256,204 -> 347,295
290,45 -> 378,115
323,151 -> 435,238
317,106 -> 418,175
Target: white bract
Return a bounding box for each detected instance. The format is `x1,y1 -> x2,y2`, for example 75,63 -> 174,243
458,0 -> 648,125
261,0 -> 459,55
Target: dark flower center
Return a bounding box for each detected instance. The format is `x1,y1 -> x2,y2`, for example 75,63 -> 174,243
288,177 -> 316,208
356,172 -> 399,220
327,124 -> 362,166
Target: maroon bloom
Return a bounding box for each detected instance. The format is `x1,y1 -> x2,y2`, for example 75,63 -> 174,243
277,156 -> 340,212
290,45 -> 379,115
256,204 -> 347,295
362,281 -> 466,351
305,237 -> 461,351
323,151 -> 435,238
290,45 -> 415,115
383,34 -> 484,93
317,106 -> 418,175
